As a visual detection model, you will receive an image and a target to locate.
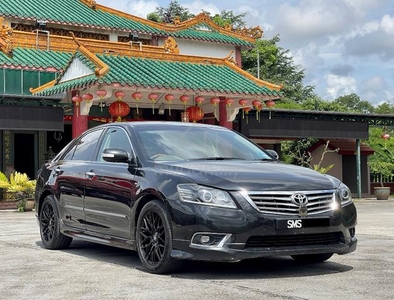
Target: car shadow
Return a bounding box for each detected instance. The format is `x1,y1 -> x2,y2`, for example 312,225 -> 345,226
36,239 -> 353,279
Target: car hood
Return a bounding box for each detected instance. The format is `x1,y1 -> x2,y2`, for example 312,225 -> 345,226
154,160 -> 339,191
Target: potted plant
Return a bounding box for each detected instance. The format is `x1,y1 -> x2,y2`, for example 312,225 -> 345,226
0,171 -> 36,211
369,146 -> 394,200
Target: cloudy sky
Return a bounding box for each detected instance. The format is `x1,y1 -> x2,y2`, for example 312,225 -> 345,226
97,0 -> 394,106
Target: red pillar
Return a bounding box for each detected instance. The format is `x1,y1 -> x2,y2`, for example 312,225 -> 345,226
218,97 -> 233,129
235,46 -> 242,67
71,91 -> 88,139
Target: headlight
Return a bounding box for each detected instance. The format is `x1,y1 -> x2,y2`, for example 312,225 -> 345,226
177,184 -> 237,209
338,183 -> 352,206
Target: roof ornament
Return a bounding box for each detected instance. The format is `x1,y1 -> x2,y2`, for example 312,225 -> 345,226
163,37 -> 179,54
225,51 -> 237,65
80,0 -> 96,9
224,24 -> 233,31
235,26 -> 263,39
0,17 -> 13,57
173,16 -> 181,26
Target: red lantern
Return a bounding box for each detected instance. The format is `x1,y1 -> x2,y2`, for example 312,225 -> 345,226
382,133 -> 390,140
238,98 -> 248,107
239,98 -> 248,119
265,100 -> 275,119
165,94 -> 174,115
210,97 -> 220,117
96,88 -> 107,99
132,91 -> 142,113
114,90 -> 125,100
265,100 -> 275,108
72,95 -> 83,117
252,99 -> 262,122
195,96 -> 205,106
180,94 -> 189,111
72,95 -> 82,106
108,100 -> 130,122
82,93 -> 93,102
186,106 -> 204,122
148,93 -> 159,114
210,97 -> 220,106
225,98 -> 234,106
132,91 -> 142,100
243,107 -> 252,124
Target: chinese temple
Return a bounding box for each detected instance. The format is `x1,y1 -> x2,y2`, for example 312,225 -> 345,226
0,0 -> 282,179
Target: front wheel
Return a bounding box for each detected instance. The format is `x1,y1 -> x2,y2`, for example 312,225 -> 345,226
291,253 -> 333,263
39,195 -> 72,250
136,200 -> 182,274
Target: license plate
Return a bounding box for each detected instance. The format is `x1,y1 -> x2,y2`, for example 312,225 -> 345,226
276,218 -> 330,229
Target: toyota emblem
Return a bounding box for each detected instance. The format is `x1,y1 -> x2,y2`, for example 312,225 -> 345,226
291,193 -> 308,206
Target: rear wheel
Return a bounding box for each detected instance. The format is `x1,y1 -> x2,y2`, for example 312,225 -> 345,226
291,253 -> 333,263
39,195 -> 72,250
136,200 -> 182,274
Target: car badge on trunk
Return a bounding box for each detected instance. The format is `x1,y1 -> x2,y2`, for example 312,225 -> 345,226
291,193 -> 308,217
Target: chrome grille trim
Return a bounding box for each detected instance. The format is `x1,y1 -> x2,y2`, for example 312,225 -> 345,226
241,190 -> 336,216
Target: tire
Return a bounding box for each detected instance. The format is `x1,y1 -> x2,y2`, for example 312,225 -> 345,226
291,253 -> 333,263
39,195 -> 72,250
136,200 -> 182,274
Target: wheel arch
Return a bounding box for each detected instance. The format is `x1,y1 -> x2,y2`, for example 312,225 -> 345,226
133,193 -> 167,229
38,191 -> 57,217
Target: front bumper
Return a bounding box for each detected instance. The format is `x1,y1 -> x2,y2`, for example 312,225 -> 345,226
167,193 -> 357,262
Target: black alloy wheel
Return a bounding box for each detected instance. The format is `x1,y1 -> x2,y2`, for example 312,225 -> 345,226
136,200 -> 181,274
39,195 -> 72,250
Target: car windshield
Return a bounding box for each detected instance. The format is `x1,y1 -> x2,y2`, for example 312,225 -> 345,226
134,124 -> 273,161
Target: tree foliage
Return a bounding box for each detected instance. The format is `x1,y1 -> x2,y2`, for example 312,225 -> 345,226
375,102 -> 394,114
365,127 -> 394,185
148,0 -> 194,23
332,93 -> 375,113
208,10 -> 247,29
241,35 -> 316,104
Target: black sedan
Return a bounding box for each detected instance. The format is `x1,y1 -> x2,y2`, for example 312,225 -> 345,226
35,121 -> 357,274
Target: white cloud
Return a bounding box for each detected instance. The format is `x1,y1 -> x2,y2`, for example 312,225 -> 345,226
326,74 -> 357,99
238,5 -> 259,18
97,0 -> 159,18
183,1 -> 220,16
363,76 -> 387,91
379,14 -> 394,34
275,0 -> 356,47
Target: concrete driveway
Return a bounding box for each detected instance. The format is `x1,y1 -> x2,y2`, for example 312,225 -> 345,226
0,199 -> 393,300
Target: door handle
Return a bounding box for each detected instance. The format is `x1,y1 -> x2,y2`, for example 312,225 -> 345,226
86,171 -> 96,180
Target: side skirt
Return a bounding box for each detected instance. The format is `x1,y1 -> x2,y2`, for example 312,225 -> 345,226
60,221 -> 135,251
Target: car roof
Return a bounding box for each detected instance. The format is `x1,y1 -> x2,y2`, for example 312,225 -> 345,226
100,121 -> 229,130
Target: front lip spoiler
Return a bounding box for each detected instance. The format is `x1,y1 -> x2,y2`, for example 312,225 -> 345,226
171,238 -> 357,262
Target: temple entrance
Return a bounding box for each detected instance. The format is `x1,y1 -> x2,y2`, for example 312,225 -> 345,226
46,124 -> 72,156
14,133 -> 36,180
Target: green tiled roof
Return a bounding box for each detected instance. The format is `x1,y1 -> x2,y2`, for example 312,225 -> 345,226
170,24 -> 252,47
0,47 -> 72,69
0,0 -> 162,35
35,51 -> 282,97
0,0 -> 253,46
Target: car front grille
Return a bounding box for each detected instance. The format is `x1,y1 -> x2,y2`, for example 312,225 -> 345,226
246,190 -> 335,216
245,232 -> 342,248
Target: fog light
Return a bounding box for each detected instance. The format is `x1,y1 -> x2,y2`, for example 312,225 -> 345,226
200,235 -> 211,244
191,233 -> 231,248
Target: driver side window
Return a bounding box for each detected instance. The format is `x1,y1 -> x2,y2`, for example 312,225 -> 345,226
97,127 -> 132,162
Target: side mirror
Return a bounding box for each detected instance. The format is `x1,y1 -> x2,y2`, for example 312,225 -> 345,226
266,149 -> 279,160
102,148 -> 130,163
